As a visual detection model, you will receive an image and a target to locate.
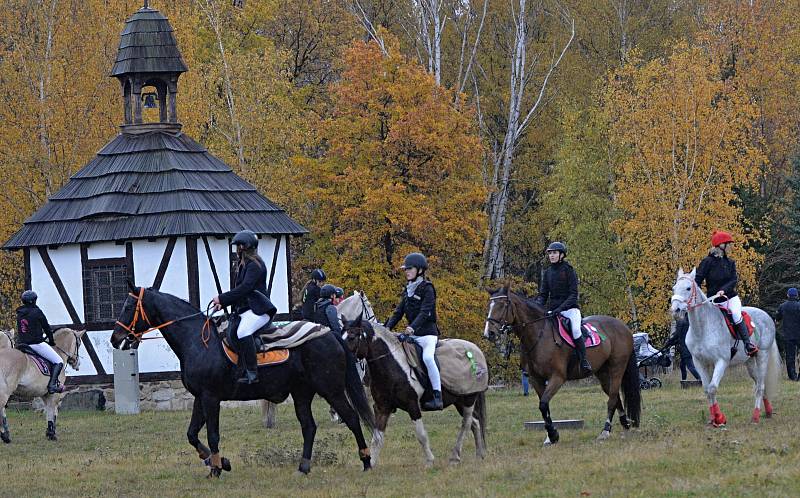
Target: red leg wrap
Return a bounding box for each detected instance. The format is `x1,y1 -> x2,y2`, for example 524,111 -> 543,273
751,407 -> 761,423
763,398 -> 773,418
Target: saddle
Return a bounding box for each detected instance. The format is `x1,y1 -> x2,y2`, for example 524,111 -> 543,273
399,337 -> 489,404
716,306 -> 755,339
556,317 -> 604,349
218,319 -> 330,367
16,344 -> 52,376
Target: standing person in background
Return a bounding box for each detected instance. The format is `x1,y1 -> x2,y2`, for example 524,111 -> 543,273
776,287 -> 800,381
666,314 -> 700,381
301,269 -> 326,320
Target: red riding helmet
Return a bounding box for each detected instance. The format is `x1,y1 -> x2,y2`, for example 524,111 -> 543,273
711,230 -> 733,247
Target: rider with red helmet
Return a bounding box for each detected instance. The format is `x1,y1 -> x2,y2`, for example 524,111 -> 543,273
695,230 -> 758,357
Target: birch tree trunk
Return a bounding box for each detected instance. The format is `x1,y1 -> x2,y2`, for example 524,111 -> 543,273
481,0 -> 575,281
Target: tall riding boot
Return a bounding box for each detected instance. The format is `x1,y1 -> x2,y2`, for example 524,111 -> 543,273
237,335 -> 259,384
47,363 -> 64,394
574,337 -> 592,375
735,320 -> 758,357
422,390 -> 443,411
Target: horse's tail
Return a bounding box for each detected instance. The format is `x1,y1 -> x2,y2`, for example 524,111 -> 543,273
621,350 -> 642,428
474,390 -> 488,449
340,336 -> 376,433
765,341 -> 780,403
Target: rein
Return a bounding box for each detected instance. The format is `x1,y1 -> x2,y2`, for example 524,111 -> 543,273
115,287 -> 214,348
487,293 -> 551,357
54,333 -> 81,367
673,276 -> 724,311
358,292 -> 376,322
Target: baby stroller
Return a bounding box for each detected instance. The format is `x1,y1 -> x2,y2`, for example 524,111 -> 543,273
633,332 -> 671,390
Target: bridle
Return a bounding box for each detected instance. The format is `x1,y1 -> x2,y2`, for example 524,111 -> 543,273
672,276 -> 718,312
485,294 -> 515,338
54,330 -> 82,368
115,287 -> 212,347
357,292 -> 376,322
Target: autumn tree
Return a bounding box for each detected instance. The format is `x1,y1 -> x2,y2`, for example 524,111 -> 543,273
607,44 -> 765,336
294,39 -> 487,340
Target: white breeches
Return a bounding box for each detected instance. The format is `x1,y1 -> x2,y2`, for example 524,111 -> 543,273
415,335 -> 441,391
28,343 -> 63,365
718,296 -> 743,323
238,310 -> 270,338
560,308 -> 582,340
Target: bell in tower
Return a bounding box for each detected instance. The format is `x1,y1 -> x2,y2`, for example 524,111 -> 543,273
111,1 -> 188,133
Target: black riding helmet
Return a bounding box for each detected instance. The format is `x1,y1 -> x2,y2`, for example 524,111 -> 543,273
545,241 -> 567,255
232,230 -> 258,250
21,290 -> 37,304
311,269 -> 326,281
320,284 -> 336,299
334,287 -> 344,298
401,252 -> 428,271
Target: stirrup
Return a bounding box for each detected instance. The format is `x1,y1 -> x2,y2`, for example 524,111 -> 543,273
237,370 -> 259,384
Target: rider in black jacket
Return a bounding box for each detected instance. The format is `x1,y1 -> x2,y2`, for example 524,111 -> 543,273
301,269 -> 326,320
385,252 -> 443,410
695,230 -> 757,356
777,287 -> 800,380
534,242 -> 591,374
213,230 -> 276,384
16,290 -> 64,393
313,284 -> 342,335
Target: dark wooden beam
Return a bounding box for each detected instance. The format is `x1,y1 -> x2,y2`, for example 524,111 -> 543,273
23,247 -> 31,290
201,236 -> 223,295
285,235 -> 293,313
266,235 -> 281,298
38,246 -> 106,375
152,237 -> 177,290
186,237 -> 200,308
126,242 -> 135,283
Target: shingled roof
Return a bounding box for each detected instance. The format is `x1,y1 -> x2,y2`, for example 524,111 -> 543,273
111,6 -> 187,76
3,131 -> 308,249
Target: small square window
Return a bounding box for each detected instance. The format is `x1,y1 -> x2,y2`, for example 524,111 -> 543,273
83,259 -> 131,324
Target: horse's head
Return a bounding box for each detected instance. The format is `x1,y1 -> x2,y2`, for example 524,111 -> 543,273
670,267 -> 697,319
111,282 -> 157,350
337,291 -> 377,324
54,328 -> 85,370
342,315 -> 375,360
484,286 -> 515,343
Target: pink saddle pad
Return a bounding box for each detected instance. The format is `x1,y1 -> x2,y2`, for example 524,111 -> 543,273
557,319 -> 603,349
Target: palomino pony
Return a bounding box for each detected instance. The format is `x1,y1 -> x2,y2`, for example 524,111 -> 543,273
484,286 -> 641,445
343,318 -> 488,467
260,291 -> 378,428
0,328 -> 84,443
670,268 -> 780,426
111,286 -> 374,476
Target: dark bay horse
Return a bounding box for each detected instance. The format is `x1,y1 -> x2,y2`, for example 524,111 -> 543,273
110,286 -> 374,476
484,286 -> 640,445
342,318 -> 487,467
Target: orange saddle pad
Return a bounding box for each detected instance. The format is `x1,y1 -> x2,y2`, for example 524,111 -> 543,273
222,341 -> 290,366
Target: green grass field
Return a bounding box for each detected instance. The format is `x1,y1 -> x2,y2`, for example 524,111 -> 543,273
2,368 -> 799,497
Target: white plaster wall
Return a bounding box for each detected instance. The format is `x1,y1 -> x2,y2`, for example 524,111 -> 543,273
132,238 -> 169,287
259,235 -> 290,313
159,237 -> 189,299
30,247 -> 76,325
197,237 -> 232,309
86,241 -> 126,259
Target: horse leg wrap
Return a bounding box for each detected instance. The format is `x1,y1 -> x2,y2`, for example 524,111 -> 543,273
710,403 -> 726,426
751,407 -> 761,424
1,417 -> 9,444
620,414 -> 631,430
359,448 -> 371,471
46,420 -> 57,441
603,421 -> 612,433
763,398 -> 773,418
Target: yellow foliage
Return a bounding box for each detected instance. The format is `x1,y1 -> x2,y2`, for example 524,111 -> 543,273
607,43 -> 766,333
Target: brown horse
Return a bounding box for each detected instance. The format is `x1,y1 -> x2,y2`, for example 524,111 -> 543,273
343,318 -> 488,467
483,286 -> 640,444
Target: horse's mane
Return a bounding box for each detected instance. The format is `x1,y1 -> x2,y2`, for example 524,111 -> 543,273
149,287 -> 200,313
496,288 -> 546,315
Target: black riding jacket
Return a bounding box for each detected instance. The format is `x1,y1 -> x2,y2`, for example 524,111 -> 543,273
313,298 -> 342,335
301,281 -> 321,320
695,253 -> 738,300
218,259 -> 269,315
534,260 -> 579,312
16,303 -> 53,346
385,279 -> 439,336
777,298 -> 800,341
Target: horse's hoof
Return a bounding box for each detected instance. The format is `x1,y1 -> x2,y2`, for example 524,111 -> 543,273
46,433 -> 57,441
297,458 -> 311,475
449,457 -> 462,465
221,457 -> 232,472
424,460 -> 434,469
206,467 -> 222,479
597,430 -> 611,441
1,433 -> 10,444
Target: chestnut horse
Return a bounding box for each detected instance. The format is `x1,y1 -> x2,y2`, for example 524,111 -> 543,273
484,286 -> 640,444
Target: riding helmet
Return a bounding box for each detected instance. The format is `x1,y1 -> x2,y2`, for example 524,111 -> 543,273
232,230 -> 258,250
401,252 -> 428,271
21,290 -> 38,304
311,268 -> 326,281
789,288 -> 799,299
320,284 -> 336,299
546,241 -> 567,255
711,230 -> 733,247
334,287 -> 344,298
